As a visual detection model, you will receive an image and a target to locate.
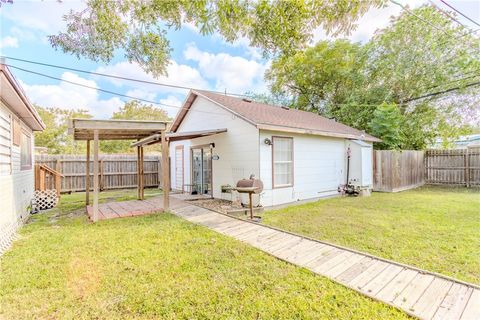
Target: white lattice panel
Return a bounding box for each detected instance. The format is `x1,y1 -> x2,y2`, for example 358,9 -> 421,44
34,189 -> 59,210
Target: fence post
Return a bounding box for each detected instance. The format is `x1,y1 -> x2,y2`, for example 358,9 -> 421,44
55,159 -> 62,196
465,148 -> 470,187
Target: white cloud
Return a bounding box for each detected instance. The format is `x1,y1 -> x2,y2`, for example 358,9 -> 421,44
125,88 -> 157,101
94,60 -> 209,94
159,95 -> 183,118
183,43 -> 268,94
0,36 -> 19,49
0,1 -> 85,36
19,72 -> 125,119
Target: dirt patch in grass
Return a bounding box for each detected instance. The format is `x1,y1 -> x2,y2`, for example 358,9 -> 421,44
67,256 -> 102,300
190,198 -> 245,214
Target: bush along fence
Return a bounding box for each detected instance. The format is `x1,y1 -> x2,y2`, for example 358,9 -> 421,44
373,147 -> 480,192
35,154 -> 162,193
425,148 -> 480,187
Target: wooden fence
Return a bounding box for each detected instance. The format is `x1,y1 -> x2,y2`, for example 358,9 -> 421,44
35,154 -> 162,193
373,150 -> 425,192
425,148 -> 480,186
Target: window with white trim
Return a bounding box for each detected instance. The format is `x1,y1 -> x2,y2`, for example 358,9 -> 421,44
20,130 -> 32,170
272,136 -> 293,187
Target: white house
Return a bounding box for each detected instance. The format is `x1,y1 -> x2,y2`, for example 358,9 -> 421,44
169,90 -> 380,207
0,64 -> 45,252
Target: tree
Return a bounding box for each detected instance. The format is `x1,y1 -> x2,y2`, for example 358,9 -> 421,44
48,0 -> 385,76
265,5 -> 480,149
368,103 -> 404,149
266,39 -> 366,113
100,100 -> 170,153
35,107 -> 92,154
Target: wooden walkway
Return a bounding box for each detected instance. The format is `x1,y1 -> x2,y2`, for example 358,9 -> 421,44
170,201 -> 480,320
86,198 -> 164,221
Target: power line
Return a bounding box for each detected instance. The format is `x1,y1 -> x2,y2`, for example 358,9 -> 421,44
405,79 -> 480,102
4,58 -> 477,113
0,56 -> 249,98
390,0 -> 480,50
390,0 -> 451,35
5,64 -> 231,117
428,0 -> 466,28
440,0 -> 480,28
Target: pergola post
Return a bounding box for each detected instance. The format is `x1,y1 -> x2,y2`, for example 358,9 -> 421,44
161,131 -> 170,210
137,145 -> 140,199
85,140 -> 90,205
137,145 -> 145,200
92,130 -> 99,222
140,147 -> 144,200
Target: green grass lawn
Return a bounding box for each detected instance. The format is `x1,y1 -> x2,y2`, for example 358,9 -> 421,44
263,186 -> 480,285
0,190 -> 409,319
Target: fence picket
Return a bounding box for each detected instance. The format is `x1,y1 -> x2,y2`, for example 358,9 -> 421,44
35,154 -> 162,193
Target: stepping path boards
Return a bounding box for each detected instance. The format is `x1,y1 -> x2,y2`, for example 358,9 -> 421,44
171,202 -> 480,320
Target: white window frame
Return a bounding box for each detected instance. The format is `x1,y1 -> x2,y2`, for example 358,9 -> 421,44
272,136 -> 294,188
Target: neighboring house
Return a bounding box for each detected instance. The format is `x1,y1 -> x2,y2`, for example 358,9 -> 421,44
0,64 -> 45,253
433,134 -> 480,149
169,90 -> 380,207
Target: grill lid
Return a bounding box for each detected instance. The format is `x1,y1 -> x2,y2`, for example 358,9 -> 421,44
236,174 -> 263,194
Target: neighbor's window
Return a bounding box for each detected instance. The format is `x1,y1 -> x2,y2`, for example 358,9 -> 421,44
272,136 -> 293,188
20,130 -> 32,170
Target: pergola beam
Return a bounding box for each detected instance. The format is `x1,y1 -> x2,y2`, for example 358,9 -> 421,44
130,128 -> 228,147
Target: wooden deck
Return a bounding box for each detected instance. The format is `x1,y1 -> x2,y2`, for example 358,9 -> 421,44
86,198 -> 164,221
171,202 -> 480,320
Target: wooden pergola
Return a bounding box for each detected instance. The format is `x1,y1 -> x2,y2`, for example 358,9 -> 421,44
69,119 -> 170,222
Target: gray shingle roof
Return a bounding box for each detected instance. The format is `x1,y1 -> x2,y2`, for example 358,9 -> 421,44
173,90 -> 380,142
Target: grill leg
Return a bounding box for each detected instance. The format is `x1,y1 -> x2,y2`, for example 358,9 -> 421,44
248,192 -> 253,219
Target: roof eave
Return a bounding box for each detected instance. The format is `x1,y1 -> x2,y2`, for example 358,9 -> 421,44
257,124 -> 381,142
0,64 -> 45,131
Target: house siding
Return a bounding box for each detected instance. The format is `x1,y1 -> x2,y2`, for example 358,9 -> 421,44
259,130 -> 347,207
0,101 -> 35,254
169,96 -> 260,200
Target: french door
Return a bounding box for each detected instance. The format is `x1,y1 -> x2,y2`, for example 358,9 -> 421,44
191,146 -> 212,196
175,146 -> 184,192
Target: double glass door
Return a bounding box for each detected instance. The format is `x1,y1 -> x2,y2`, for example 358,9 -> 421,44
191,147 -> 212,195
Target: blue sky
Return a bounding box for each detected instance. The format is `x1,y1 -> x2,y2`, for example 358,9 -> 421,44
0,0 -> 478,119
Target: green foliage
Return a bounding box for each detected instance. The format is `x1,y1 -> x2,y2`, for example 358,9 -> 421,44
263,186 -> 480,284
100,100 -> 170,154
266,5 -> 480,149
369,103 -> 404,149
0,189 -> 407,319
35,101 -> 170,154
244,91 -> 292,107
34,106 -> 92,154
267,40 -> 366,113
49,0 -> 385,76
